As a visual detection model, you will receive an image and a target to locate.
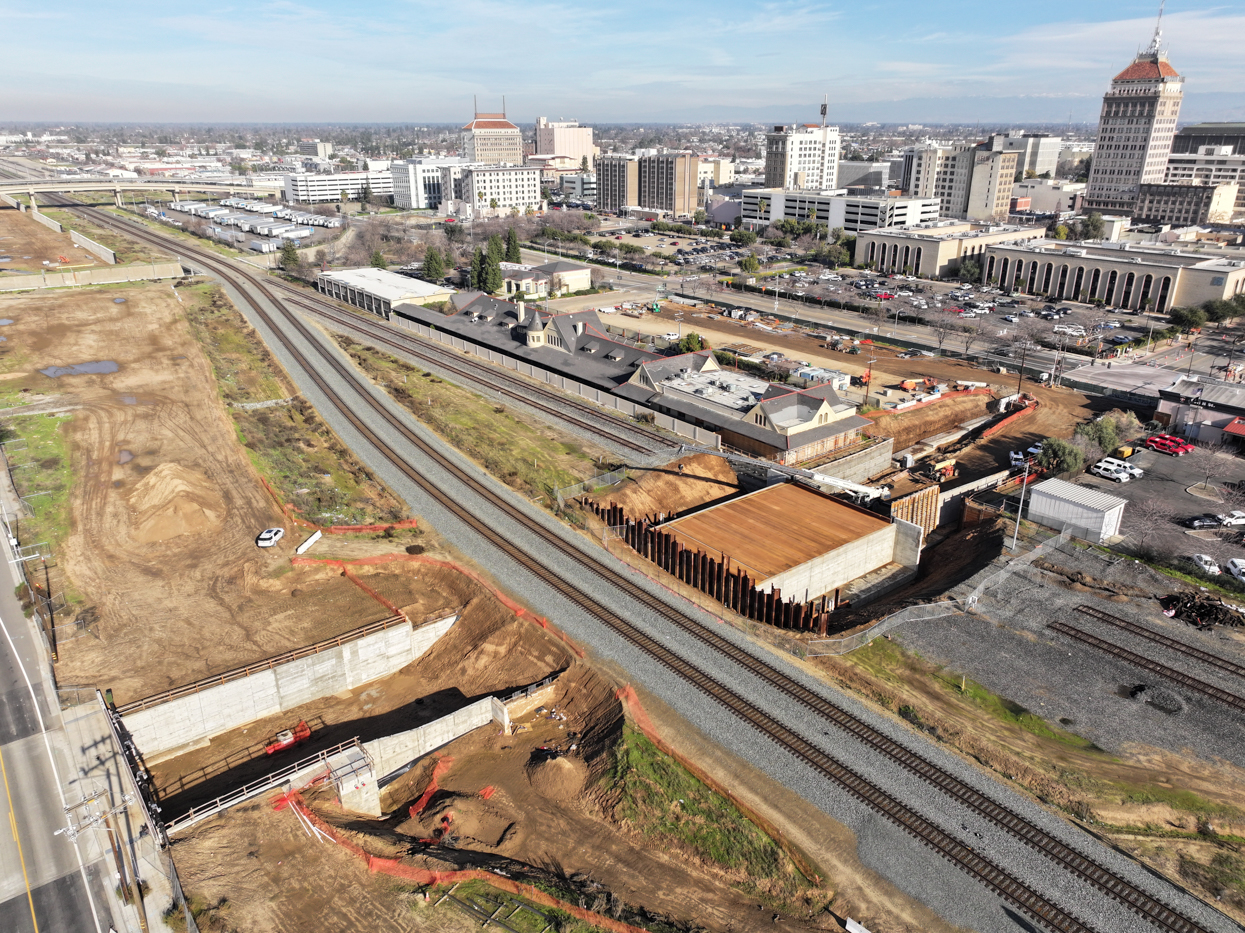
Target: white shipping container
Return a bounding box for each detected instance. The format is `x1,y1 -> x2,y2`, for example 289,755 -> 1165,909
1025,478 -> 1125,545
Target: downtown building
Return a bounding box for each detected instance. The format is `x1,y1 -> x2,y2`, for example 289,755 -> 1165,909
901,143 -> 1018,222
283,170 -> 393,203
764,123 -> 840,190
533,117 -> 598,166
740,189 -> 939,232
1083,27 -> 1184,215
595,152 -> 699,217
462,109 -> 524,165
390,157 -> 464,210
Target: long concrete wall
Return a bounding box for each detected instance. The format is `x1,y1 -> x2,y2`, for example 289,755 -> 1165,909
0,260 -> 184,292
762,523 -> 897,599
340,695 -> 509,815
29,210 -> 63,233
0,193 -> 18,209
71,229 -> 116,264
125,614 -> 457,757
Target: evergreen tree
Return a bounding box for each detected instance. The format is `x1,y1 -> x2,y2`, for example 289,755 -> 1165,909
505,227 -> 521,263
470,248 -> 484,290
484,249 -> 503,294
279,240 -> 299,269
370,249 -> 387,269
423,247 -> 444,282
487,233 -> 504,265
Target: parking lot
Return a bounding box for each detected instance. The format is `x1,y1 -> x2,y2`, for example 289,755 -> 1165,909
1070,439 -> 1245,575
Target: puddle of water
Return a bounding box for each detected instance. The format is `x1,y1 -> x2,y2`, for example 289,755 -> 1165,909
120,395 -> 137,405
0,319 -> 13,325
117,450 -> 134,464
39,361 -> 119,378
113,298 -> 126,304
0,258 -> 10,263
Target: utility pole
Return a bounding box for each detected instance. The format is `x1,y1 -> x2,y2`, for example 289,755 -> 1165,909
1015,342 -> 1029,396
1011,455 -> 1032,552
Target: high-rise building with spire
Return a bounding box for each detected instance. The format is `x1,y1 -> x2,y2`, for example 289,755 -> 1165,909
1083,10 -> 1183,214
462,99 -> 523,166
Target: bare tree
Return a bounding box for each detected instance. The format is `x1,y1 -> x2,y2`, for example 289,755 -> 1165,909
1192,439 -> 1229,493
926,311 -> 958,355
958,323 -> 983,358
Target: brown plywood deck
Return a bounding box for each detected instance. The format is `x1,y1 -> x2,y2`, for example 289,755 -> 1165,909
659,483 -> 890,581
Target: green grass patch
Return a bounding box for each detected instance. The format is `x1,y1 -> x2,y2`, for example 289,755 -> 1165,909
2,413 -> 74,552
609,725 -> 807,904
182,283 -> 406,526
334,334 -> 610,504
38,207 -> 167,265
1115,783 -> 1242,819
432,880 -> 618,933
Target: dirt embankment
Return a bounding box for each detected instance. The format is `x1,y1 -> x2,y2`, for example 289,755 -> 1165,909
587,453 -> 740,518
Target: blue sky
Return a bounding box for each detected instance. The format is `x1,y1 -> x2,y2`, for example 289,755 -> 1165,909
2,1 -> 1243,124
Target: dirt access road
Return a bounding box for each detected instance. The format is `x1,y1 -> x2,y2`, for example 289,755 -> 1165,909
0,206 -> 102,274
0,283 -> 403,702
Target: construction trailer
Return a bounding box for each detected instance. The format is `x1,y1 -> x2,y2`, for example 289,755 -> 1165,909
1024,478 -> 1125,544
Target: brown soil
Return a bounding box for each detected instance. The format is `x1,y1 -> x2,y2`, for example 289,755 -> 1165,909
587,453 -> 740,518
866,393 -> 994,453
0,284 -> 415,702
0,207 -> 100,274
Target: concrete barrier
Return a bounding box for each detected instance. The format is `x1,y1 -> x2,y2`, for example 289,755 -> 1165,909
29,211 -> 63,234
0,260 -> 184,292
0,193 -> 19,209
340,695 -> 509,815
124,613 -> 457,758
71,229 -> 116,263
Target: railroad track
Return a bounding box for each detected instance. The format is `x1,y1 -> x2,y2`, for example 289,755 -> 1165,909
263,278 -> 673,457
1075,605 -> 1245,682
1050,621 -> 1245,715
57,200 -> 1221,933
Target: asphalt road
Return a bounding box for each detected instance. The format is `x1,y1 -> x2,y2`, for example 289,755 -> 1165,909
0,571 -> 110,933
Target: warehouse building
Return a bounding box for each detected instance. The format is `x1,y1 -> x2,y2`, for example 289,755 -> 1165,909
283,170 -> 394,204
316,268 -> 456,320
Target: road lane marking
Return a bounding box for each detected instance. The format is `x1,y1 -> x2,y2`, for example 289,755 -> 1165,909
0,742 -> 39,932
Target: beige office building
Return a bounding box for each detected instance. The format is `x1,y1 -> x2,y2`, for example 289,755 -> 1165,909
855,222 -> 1045,278
981,241 -> 1245,312
462,111 -> 524,165
764,123 -> 840,190
595,152 -> 699,217
596,154 -> 639,212
902,143 -> 1017,221
1164,146 -> 1245,219
1084,27 -> 1184,215
1135,183 -> 1239,226
534,117 -> 598,165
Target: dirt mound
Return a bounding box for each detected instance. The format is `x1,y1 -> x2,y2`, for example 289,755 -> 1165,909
399,794 -> 519,849
126,462 -> 227,543
527,754 -> 588,801
591,454 -> 739,519
866,394 -> 993,452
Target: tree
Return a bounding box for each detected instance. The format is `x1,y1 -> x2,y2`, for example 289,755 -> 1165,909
739,254 -> 760,274
443,221 -> 465,249
470,248 -> 485,289
369,249 -> 387,269
279,240 -> 300,269
1081,212 -> 1105,240
487,233 -> 504,265
483,247 -> 503,294
1053,225 -> 1069,240
422,246 -> 445,282
677,333 -> 704,353
580,155 -> 590,173
730,229 -> 758,246
1169,306 -> 1207,332
959,258 -> 981,283
361,183 -> 372,206
693,209 -> 707,224
926,311 -> 958,355
1038,437 -> 1084,476
958,322 -> 983,357
505,227 -> 521,263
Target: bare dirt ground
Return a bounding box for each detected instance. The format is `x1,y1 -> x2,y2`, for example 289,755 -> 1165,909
587,453 -> 740,517
0,284 -> 412,702
0,206 -> 100,274
866,393 -> 994,453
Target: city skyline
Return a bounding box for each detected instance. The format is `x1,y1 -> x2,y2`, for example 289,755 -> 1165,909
1,1 -> 1243,124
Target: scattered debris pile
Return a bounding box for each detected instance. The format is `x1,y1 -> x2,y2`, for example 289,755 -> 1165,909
1159,593 -> 1245,629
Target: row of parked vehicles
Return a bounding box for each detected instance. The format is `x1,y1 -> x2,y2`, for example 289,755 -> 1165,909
1189,553 -> 1245,580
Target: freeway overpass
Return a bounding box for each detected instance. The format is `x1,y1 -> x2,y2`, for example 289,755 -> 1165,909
0,176 -> 279,206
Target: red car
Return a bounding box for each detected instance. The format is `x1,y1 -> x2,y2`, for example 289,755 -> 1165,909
1145,434 -> 1193,456
877,292 -> 895,300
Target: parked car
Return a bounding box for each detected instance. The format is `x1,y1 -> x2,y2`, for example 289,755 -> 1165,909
1089,462 -> 1130,483
1183,515 -> 1221,530
1217,510 -> 1245,526
256,527 -> 285,548
1145,434 -> 1194,455
1098,456 -> 1143,479
1227,558 -> 1245,582
1190,553 -> 1222,575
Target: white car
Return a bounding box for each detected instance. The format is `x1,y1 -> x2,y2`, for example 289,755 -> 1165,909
1098,457 -> 1143,479
256,527 -> 285,548
1191,553 -> 1222,576
1228,558 -> 1245,582
1216,510 -> 1245,526
663,332 -> 680,341
1089,462 -> 1130,483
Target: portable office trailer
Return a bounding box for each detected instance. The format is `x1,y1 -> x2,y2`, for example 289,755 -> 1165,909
1024,478 -> 1125,545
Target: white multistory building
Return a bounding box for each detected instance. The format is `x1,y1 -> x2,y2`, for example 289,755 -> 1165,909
462,109 -> 523,165
390,157 -> 464,210
1084,20 -> 1183,214
764,123 -> 840,190
533,117 -> 598,165
741,189 -> 939,232
283,170 -> 393,204
443,165 -> 542,218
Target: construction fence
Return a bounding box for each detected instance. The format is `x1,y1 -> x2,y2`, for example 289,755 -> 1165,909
389,315 -> 720,448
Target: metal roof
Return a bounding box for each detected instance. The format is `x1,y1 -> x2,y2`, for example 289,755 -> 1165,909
1030,478 -> 1126,513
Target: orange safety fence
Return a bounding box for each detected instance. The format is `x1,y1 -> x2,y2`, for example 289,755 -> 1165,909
291,553 -> 585,659
980,401 -> 1039,438
861,386 -> 993,419
259,476 -> 421,535
614,684 -> 824,887
409,756 -> 453,818
274,789 -> 652,933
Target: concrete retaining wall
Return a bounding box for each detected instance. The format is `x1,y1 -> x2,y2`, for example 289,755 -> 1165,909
762,523 -> 896,599
366,695 -> 509,782
893,517 -> 924,568
815,437 -> 895,484
0,193 -> 18,209
0,260 -> 184,292
71,229 -> 116,264
29,210 -> 63,233
125,614 -> 457,757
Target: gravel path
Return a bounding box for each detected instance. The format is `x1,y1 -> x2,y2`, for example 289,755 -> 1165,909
212,272 -> 1242,933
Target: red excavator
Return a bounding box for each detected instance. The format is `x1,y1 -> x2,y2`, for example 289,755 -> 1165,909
265,720 -> 311,755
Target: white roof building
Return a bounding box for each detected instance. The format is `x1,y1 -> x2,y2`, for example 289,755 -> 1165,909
316,268 -> 456,320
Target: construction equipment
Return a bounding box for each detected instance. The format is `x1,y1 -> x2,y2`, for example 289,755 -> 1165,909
265,720 -> 312,755
923,458 -> 958,481
852,371 -> 871,386
900,379 -> 919,392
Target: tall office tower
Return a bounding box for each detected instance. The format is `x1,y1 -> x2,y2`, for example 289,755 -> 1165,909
534,117 -> 598,165
764,122 -> 840,190
1083,16 -> 1183,214
462,103 -> 524,165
